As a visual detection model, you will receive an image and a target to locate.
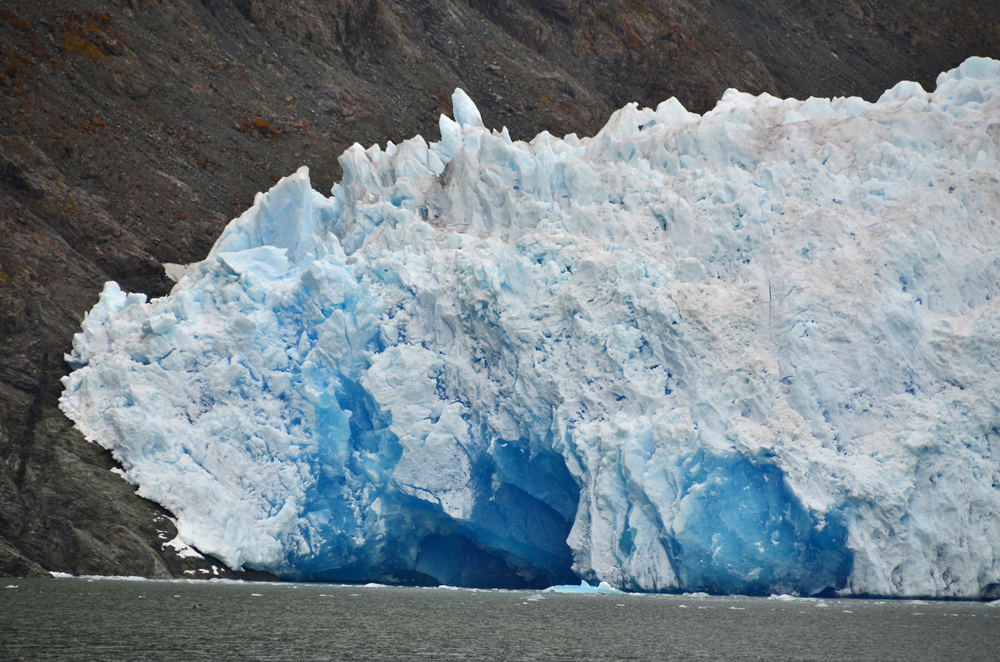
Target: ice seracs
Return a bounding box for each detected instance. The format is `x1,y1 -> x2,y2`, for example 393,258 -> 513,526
61,58 -> 1000,597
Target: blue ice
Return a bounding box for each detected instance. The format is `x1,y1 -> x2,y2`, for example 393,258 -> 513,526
61,58 -> 1000,598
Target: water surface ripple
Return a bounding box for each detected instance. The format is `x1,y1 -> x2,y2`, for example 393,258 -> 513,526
2,578 -> 998,661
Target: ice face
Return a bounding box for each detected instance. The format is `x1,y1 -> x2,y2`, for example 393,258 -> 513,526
60,58 -> 1000,597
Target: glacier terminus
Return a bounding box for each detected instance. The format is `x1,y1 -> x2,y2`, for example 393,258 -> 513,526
60,58 -> 1000,598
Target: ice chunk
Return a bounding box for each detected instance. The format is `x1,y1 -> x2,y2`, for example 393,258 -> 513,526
544,581 -> 623,594
61,59 -> 1000,598
218,246 -> 289,279
163,262 -> 198,283
451,88 -> 484,129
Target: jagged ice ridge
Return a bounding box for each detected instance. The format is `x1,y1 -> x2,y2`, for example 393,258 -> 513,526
61,58 -> 1000,597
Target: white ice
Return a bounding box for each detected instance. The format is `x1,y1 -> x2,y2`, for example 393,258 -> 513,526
544,580 -> 622,594
61,58 -> 1000,597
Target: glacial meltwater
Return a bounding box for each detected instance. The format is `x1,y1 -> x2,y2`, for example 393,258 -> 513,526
2,578 -> 998,661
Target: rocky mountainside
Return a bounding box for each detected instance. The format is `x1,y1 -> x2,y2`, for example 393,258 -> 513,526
1,0 -> 998,578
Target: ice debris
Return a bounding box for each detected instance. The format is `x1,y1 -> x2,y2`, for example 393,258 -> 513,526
61,58 -> 1000,597
545,581 -> 622,594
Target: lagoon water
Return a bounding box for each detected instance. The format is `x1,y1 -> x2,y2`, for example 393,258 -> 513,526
2,578 -> 998,661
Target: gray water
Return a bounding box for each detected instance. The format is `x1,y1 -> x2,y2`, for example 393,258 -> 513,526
2,578 -> 998,661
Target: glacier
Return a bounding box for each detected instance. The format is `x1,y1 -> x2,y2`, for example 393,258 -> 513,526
60,58 -> 1000,597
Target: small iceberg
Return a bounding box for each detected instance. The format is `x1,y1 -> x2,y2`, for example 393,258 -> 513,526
544,580 -> 622,594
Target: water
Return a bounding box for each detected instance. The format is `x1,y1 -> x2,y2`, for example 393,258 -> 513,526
2,578 -> 998,661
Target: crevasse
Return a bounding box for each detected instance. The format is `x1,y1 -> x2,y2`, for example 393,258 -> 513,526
61,58 -> 1000,597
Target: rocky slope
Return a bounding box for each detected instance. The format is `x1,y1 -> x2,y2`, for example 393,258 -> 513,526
1,0 -> 998,578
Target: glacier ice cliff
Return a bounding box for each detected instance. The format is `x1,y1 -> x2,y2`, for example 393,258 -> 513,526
60,58 -> 1000,597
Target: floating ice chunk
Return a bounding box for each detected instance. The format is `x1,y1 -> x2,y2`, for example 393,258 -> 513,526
545,581 -> 623,594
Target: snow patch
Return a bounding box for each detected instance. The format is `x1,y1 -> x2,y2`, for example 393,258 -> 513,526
162,536 -> 205,559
